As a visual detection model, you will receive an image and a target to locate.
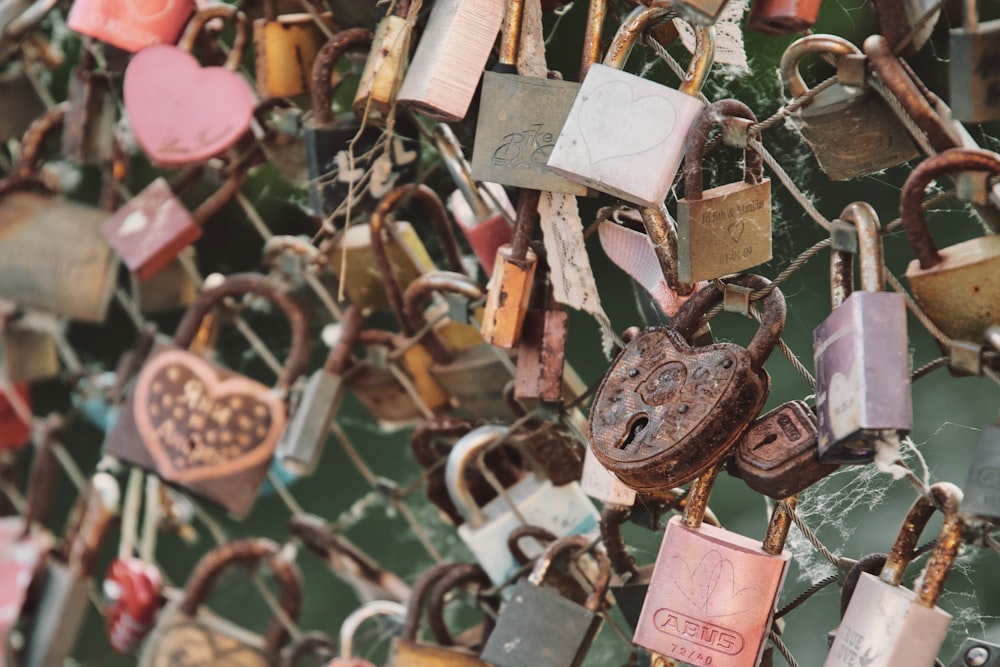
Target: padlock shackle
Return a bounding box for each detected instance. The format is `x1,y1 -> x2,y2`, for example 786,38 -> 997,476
600,504 -> 640,578
177,5 -> 250,71
402,271 -> 485,364
426,562 -> 496,648
311,28 -> 375,125
680,463 -> 720,529
671,273 -> 786,372
339,600 -> 406,659
445,424 -> 511,527
879,482 -> 963,587
172,272 -> 312,391
683,99 -> 763,202
830,201 -> 885,309
496,0 -> 525,71
410,415 -> 474,469
780,34 -> 860,99
862,35 -> 960,154
165,164 -> 249,227
901,148 -> 1000,270
508,524 -> 559,565
281,631 -> 336,667
0,103 -> 64,192
579,0 -> 606,80
179,537 -> 303,656
433,124 -> 494,219
401,561 -> 461,641
638,206 -> 695,296
370,184 -> 469,337
323,305 -> 364,375
839,553 -> 887,619
761,496 -> 796,556
527,535 -> 611,613
917,499 -> 965,608
510,189 -> 541,262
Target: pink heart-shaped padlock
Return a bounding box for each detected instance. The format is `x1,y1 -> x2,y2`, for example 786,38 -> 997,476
124,44 -> 254,167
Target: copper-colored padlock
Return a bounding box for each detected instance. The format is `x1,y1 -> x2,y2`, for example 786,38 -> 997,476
253,0 -> 331,98
747,0 -> 822,35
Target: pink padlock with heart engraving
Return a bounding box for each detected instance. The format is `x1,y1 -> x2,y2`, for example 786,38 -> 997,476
124,6 -> 254,168
68,0 -> 194,53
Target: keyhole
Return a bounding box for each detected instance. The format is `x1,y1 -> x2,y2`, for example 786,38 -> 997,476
186,437 -> 197,454
752,433 -> 778,451
617,414 -> 649,450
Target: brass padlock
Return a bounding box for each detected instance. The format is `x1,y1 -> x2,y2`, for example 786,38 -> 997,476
403,271 -> 518,420
481,190 -> 540,349
589,274 -> 784,492
0,309 -> 60,383
253,0 -> 331,98
949,0 -> 1000,123
352,0 -> 413,125
677,99 -> 772,283
130,248 -> 200,314
901,148 -> 1000,345
347,327 -> 432,430
139,538 -> 303,667
779,34 -> 919,180
0,105 -> 119,323
396,0 -> 506,122
470,0 -> 597,195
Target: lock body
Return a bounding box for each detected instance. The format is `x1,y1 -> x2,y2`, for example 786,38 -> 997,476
353,14 -> 412,124
0,191 -> 118,322
254,12 -> 328,98
963,423 -> 1000,519
3,322 -> 59,383
548,64 -> 705,208
748,0 -> 822,34
825,573 -> 951,667
905,234 -> 1000,344
390,639 -> 490,666
62,67 -> 116,164
277,369 -> 345,475
131,250 -> 200,314
429,345 -> 516,421
67,0 -> 195,52
472,74 -> 587,195
0,384 -> 32,450
734,400 -> 838,499
949,19 -> 1000,123
677,179 -> 772,282
347,364 -> 426,430
102,177 -> 202,282
792,85 -> 919,180
22,560 -> 92,667
516,309 -> 568,403
0,66 -> 47,142
481,245 -> 538,349
634,516 -> 789,667
813,291 -> 911,463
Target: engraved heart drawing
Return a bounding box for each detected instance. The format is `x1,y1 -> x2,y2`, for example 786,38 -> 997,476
133,350 -> 284,484
124,45 -> 254,167
577,79 -> 676,165
727,221 -> 745,244
668,549 -> 762,619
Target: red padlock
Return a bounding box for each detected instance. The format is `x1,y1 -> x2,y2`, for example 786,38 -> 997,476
103,556 -> 163,654
0,383 -> 31,451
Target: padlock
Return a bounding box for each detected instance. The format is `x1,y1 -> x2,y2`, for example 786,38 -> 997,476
104,558 -> 163,654
961,407 -> 1000,520
0,383 -> 31,450
139,538 -> 303,667
131,248 -> 201,314
305,28 -> 422,221
123,6 -> 256,168
901,148 -> 1000,344
434,123 -> 514,278
504,388 -> 586,486
104,273 -> 311,518
747,0 -> 821,34
67,0 -> 194,52
254,101 -> 310,187
470,0 -> 597,195
732,400 -> 838,499
677,99 -> 772,283
277,306 -> 363,475
1,310 -> 60,383
253,0 -> 330,99
396,0 -> 505,122
814,201 -> 911,463
589,274 -> 784,492
0,105 -> 118,323
21,472 -> 119,667
410,415 -> 525,526
869,0 -> 941,56
102,167 -> 245,282
634,466 -> 792,666
333,600 -> 406,666
0,63 -> 47,144
403,271 -> 518,420
352,0 -> 412,125
282,631 -> 338,667
481,535 -> 611,667
481,190 -> 540,349
446,425 -> 600,584
673,0 -> 730,25
60,50 -> 116,164
288,513 -> 412,605
346,328 -> 429,430
425,563 -> 501,654
547,5 -> 715,207
825,482 -> 965,667
779,34 -> 919,180
515,263 -> 569,403
948,638 -> 1000,667
389,563 -> 493,666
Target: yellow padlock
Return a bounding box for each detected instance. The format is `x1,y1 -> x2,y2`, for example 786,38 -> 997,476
253,0 -> 334,98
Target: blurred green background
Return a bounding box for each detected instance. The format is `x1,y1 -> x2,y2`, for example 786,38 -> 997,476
15,0 -> 1000,665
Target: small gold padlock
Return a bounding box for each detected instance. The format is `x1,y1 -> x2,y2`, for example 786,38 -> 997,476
253,0 -> 333,98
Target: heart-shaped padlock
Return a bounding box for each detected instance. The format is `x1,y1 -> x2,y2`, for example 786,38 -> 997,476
588,274 -> 785,492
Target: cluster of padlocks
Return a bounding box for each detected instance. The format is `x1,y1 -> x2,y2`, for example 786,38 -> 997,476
2,0 -> 1000,665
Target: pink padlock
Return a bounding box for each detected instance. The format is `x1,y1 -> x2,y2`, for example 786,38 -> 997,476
68,0 -> 195,54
